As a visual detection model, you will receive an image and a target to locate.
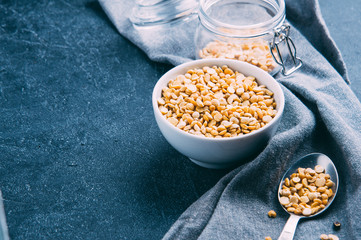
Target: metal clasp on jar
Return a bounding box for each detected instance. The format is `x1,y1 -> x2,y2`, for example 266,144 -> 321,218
270,24 -> 302,76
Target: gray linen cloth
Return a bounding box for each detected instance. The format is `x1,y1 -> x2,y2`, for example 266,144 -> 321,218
99,0 -> 361,239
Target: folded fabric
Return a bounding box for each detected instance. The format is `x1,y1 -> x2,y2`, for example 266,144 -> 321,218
99,0 -> 361,239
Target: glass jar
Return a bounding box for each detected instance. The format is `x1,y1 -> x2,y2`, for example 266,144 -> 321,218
130,0 -> 199,26
195,0 -> 302,75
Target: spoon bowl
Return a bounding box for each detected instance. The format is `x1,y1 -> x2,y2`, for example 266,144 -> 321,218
277,153 -> 339,240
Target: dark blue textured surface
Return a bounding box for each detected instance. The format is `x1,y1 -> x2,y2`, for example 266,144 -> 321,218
0,0 -> 359,239
319,0 -> 361,98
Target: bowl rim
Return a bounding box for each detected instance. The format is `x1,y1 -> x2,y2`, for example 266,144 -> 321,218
152,59 -> 284,142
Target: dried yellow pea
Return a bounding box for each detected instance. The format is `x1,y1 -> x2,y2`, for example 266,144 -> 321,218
158,65 -> 277,138
280,165 -> 335,216
267,210 -> 277,218
199,40 -> 277,73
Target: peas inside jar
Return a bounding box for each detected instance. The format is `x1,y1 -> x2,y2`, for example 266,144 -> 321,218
195,0 -> 302,76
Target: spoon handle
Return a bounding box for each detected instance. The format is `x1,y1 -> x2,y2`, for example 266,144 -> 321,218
278,214 -> 301,240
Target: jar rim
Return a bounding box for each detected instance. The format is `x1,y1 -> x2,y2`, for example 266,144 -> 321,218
198,0 -> 286,38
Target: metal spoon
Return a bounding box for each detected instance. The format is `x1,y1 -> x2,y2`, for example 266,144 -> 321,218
277,153 -> 339,240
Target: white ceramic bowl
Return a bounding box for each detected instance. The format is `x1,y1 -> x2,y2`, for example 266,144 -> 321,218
152,59 -> 284,169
